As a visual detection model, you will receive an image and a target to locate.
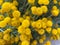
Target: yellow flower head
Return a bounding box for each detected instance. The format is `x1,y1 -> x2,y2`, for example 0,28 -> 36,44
52,29 -> 57,35
0,21 -> 7,28
46,27 -> 52,33
20,34 -> 27,41
46,20 -> 53,27
2,2 -> 11,12
43,0 -> 50,5
28,0 -> 35,4
45,41 -> 51,45
11,4 -> 17,11
3,34 -> 11,41
11,20 -> 19,27
13,10 -> 21,18
21,40 -> 30,45
22,19 -> 30,28
51,9 -> 59,16
19,17 -> 24,23
25,16 -> 31,20
42,18 -> 47,22
38,0 -> 49,5
12,0 -> 18,6
37,7 -> 43,16
38,29 -> 45,35
42,22 -> 46,29
25,28 -> 31,35
0,0 -> 3,5
18,26 -> 25,34
57,28 -> 60,34
39,39 -> 44,43
53,0 -> 57,4
4,17 -> 11,23
52,6 -> 57,10
35,20 -> 42,29
31,40 -> 37,45
31,21 -> 36,28
41,6 -> 48,13
31,6 -> 37,15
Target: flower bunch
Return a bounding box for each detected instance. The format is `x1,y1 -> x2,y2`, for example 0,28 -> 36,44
0,0 -> 60,45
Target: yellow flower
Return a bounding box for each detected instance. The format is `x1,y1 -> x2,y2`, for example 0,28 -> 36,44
38,29 -> 45,35
4,17 -> 11,23
11,18 -> 20,27
53,0 -> 57,4
3,34 -> 11,41
36,22 -> 41,29
39,39 -> 44,43
18,26 -> 25,34
52,29 -> 57,35
46,20 -> 53,27
25,28 -> 31,35
42,22 -> 46,28
31,6 -> 37,15
31,40 -> 37,45
46,27 -> 52,33
13,10 -> 21,18
52,6 -> 57,10
38,0 -> 43,5
11,3 -> 17,11
25,16 -> 31,20
43,0 -> 50,5
51,9 -> 59,16
41,6 -> 48,13
38,0 -> 49,5
28,0 -> 35,4
37,7 -> 43,16
19,17 -> 24,23
11,21 -> 18,27
45,41 -> 51,45
12,0 -> 18,6
35,20 -> 42,29
21,40 -> 30,45
0,0 -> 3,5
20,34 -> 28,41
2,2 -> 11,12
31,21 -> 36,28
22,19 -> 30,28
0,21 -> 7,28
57,28 -> 60,34
27,34 -> 32,41
0,15 -> 4,21
42,18 -> 47,23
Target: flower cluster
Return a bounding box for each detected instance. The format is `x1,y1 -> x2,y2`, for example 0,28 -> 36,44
31,6 -> 48,16
0,0 -> 60,45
